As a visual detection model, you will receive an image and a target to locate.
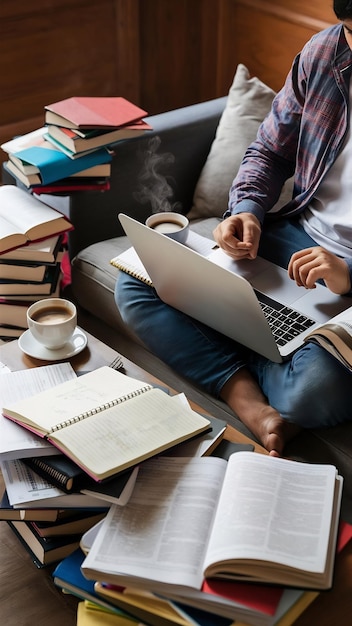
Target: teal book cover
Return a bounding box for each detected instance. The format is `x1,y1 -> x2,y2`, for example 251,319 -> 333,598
12,146 -> 112,185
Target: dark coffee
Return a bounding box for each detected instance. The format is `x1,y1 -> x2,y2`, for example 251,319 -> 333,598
30,305 -> 73,325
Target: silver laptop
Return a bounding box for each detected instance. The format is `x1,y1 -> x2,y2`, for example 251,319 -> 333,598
118,214 -> 352,362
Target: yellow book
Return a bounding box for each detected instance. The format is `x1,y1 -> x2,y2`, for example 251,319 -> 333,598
76,601 -> 138,626
94,584 -> 195,626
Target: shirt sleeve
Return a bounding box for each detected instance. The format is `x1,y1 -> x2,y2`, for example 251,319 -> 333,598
342,257 -> 352,296
226,50 -> 306,221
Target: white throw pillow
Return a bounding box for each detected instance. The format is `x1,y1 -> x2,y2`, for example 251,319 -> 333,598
188,64 -> 293,220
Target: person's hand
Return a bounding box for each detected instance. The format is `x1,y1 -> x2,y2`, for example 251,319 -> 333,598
213,214 -> 261,260
288,247 -> 351,295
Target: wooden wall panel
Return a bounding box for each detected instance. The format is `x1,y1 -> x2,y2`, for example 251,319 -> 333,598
139,0 -> 223,112
218,0 -> 337,93
0,0 -> 140,155
0,0 -> 342,170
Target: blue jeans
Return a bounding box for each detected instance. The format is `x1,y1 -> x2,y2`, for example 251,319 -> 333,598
115,219 -> 352,428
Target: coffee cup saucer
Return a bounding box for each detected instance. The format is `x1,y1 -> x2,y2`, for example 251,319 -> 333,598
18,326 -> 88,361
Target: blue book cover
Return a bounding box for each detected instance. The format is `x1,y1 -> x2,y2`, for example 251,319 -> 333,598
52,548 -> 126,616
12,146 -> 112,185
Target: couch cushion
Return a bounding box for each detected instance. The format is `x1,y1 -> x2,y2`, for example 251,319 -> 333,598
188,63 -> 293,220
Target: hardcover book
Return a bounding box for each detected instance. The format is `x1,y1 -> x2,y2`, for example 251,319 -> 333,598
45,120 -> 152,155
0,489 -> 102,523
4,160 -> 111,190
52,548 -> 134,618
44,96 -> 148,129
0,262 -> 61,296
7,519 -> 81,567
22,455 -> 139,506
0,185 -> 72,254
0,489 -> 55,522
0,235 -> 63,263
0,299 -> 30,328
82,454 -> 343,592
10,145 -> 112,186
304,311 -> 352,372
0,325 -> 24,338
0,261 -> 49,283
30,510 -> 106,538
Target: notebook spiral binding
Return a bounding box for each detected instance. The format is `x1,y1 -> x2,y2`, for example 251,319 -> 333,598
26,457 -> 73,489
110,258 -> 153,286
48,384 -> 153,433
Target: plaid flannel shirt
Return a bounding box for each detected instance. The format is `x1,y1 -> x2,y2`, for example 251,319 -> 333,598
227,24 -> 352,225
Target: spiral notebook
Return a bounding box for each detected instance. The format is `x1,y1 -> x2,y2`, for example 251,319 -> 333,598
111,245 -> 153,285
1,366 -> 210,482
110,230 -> 217,286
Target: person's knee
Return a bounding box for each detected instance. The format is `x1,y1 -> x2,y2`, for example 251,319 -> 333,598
115,272 -> 187,359
282,352 -> 351,428
115,273 -> 154,327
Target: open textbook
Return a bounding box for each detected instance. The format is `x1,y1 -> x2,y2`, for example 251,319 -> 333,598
0,185 -> 72,253
303,311 -> 352,372
1,366 -> 210,481
82,453 -> 343,594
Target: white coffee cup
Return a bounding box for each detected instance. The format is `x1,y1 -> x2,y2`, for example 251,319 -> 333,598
27,298 -> 77,350
145,212 -> 189,244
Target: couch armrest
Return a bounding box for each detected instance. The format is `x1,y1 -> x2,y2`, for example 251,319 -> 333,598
66,97 -> 226,258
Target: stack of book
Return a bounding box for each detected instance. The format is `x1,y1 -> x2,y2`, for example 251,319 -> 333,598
51,459 -> 352,626
0,185 -> 73,339
0,363 -> 222,570
1,96 -> 152,194
0,363 -> 110,567
0,362 -> 350,625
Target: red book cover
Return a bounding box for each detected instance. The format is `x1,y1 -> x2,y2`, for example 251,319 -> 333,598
44,97 -> 148,129
202,520 -> 352,615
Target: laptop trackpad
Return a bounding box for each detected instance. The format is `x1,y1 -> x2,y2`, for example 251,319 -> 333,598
250,264 -> 351,322
209,250 -> 351,323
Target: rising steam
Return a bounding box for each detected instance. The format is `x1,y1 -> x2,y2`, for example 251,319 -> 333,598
134,136 -> 182,213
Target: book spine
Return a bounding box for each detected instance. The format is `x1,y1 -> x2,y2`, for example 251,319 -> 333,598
49,384 -> 153,433
22,458 -> 73,492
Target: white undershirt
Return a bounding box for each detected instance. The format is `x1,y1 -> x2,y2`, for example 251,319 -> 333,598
300,87 -> 352,258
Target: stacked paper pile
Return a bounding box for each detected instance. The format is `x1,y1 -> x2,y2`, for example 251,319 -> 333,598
1,96 -> 151,194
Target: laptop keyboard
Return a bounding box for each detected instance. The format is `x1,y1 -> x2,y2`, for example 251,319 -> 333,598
254,290 -> 316,346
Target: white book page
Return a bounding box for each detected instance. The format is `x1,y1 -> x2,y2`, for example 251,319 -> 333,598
82,456 -> 226,589
1,127 -> 46,153
50,391 -> 209,477
186,231 -> 217,256
336,320 -> 352,336
0,216 -> 23,238
204,452 -> 337,575
0,363 -> 76,459
112,247 -> 152,284
0,186 -> 65,232
3,366 -> 153,433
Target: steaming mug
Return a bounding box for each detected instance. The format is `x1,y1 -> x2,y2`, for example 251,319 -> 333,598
27,298 -> 77,349
145,212 -> 189,244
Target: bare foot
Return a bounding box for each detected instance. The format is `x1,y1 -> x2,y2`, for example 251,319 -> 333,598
220,368 -> 301,456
